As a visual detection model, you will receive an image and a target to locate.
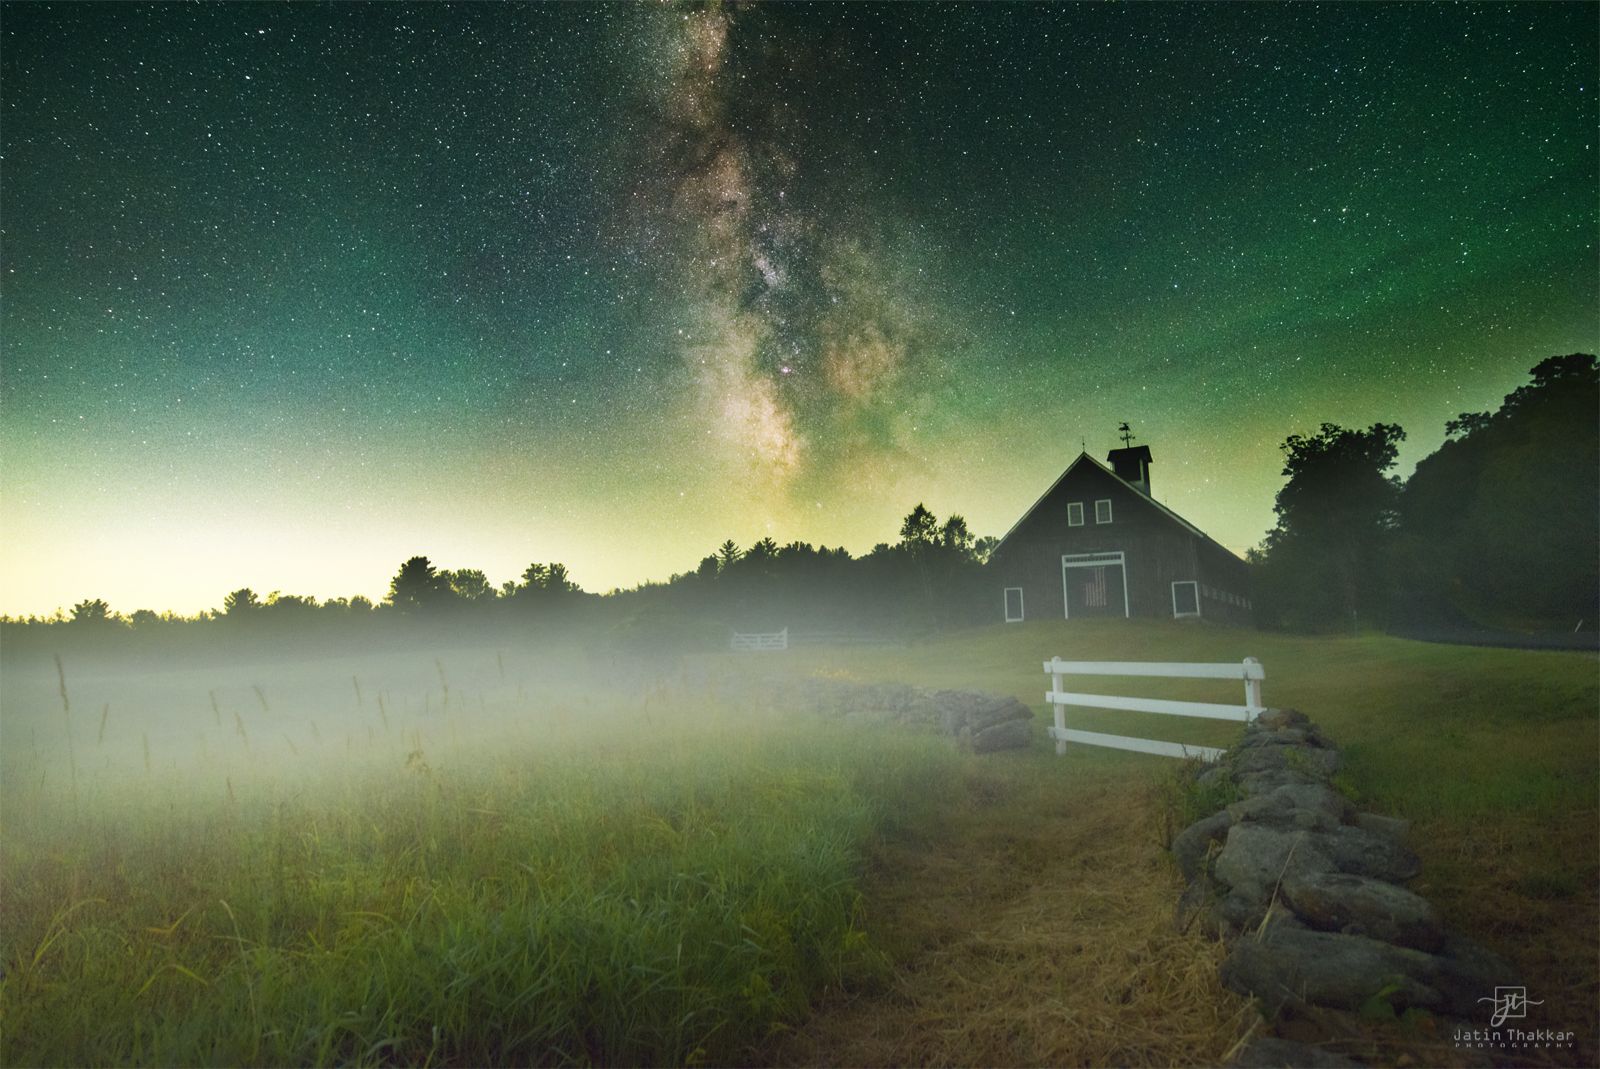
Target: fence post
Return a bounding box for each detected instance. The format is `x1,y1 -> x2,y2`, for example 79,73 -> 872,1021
1050,659 -> 1067,755
1242,657 -> 1263,721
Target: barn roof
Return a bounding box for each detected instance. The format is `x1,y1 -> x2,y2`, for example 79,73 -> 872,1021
990,452 -> 1247,564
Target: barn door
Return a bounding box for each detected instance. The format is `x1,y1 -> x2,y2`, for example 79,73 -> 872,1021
1062,552 -> 1128,619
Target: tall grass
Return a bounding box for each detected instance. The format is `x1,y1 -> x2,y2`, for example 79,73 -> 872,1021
1,684 -> 958,1067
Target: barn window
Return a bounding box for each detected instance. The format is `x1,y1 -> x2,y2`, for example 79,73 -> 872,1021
1171,581 -> 1201,618
1067,501 -> 1084,526
1003,587 -> 1024,623
1094,499 -> 1113,524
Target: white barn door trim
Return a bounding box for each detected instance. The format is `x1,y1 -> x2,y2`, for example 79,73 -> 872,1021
1061,551 -> 1129,619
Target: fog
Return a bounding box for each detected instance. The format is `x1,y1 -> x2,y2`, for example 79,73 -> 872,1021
0,634 -> 698,812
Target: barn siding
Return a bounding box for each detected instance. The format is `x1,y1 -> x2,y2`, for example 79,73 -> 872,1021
989,456 -> 1253,623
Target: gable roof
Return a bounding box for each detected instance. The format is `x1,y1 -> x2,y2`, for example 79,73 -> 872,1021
990,452 -> 1246,564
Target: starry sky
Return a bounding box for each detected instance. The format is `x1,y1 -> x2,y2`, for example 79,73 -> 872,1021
2,2 -> 1595,616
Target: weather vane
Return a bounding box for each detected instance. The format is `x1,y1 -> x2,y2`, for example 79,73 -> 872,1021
1118,421 -> 1135,448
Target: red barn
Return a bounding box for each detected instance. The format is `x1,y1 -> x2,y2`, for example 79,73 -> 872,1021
987,445 -> 1253,624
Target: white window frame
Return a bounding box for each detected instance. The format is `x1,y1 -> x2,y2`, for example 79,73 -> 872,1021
1060,551 -> 1130,619
1003,586 -> 1025,623
1171,580 -> 1201,619
1067,501 -> 1084,527
1094,498 -> 1113,524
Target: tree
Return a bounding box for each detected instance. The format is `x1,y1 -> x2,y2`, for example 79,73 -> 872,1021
445,568 -> 495,603
222,588 -> 260,616
973,535 -> 1000,564
898,503 -> 938,548
70,598 -> 113,625
545,563 -> 579,595
715,540 -> 741,573
939,514 -> 975,558
1254,422 -> 1405,630
387,556 -> 449,613
1399,354 -> 1598,626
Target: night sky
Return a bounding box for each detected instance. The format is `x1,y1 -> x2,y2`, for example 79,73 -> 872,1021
3,2 -> 1595,615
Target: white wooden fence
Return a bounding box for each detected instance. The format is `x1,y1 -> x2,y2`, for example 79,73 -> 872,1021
731,628 -> 788,652
1043,656 -> 1264,761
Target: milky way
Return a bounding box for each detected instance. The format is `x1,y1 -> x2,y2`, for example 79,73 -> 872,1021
1,2 -> 1594,613
626,4 -> 948,498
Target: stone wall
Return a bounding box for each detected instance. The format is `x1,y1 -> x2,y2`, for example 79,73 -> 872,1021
1169,709 -> 1514,1068
721,677 -> 1035,752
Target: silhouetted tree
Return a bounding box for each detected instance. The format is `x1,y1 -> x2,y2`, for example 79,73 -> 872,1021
446,568 -> 495,603
545,562 -> 577,594
716,540 -> 741,572
222,588 -> 260,616
973,535 -> 1000,564
388,556 -> 449,614
939,514 -> 975,558
1254,422 -> 1405,629
70,598 -> 114,624
898,503 -> 937,548
1398,354 -> 1598,626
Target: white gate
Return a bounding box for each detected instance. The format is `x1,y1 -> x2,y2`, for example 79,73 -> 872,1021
1043,656 -> 1264,761
731,628 -> 788,652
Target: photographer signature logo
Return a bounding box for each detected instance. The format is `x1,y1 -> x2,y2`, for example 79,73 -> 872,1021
1479,987 -> 1543,1028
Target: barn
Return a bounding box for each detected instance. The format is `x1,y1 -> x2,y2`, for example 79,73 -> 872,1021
987,443 -> 1253,623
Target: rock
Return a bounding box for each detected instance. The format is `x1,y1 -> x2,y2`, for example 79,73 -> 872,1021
1220,927 -> 1444,1017
1235,728 -> 1330,752
1251,708 -> 1311,731
1232,744 -> 1341,779
1212,824 -> 1335,902
1237,768 -> 1329,796
1230,1036 -> 1365,1068
1172,810 -> 1235,881
1428,933 -> 1519,1019
1196,765 -> 1231,789
1319,825 -> 1422,882
968,717 -> 1032,753
1280,870 -> 1444,952
1353,811 -> 1411,841
932,690 -> 1031,736
1228,784 -> 1354,831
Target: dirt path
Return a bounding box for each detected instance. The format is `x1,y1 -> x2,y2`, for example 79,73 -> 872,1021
763,760 -> 1254,1067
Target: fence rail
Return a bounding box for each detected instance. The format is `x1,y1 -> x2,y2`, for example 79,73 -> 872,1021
1043,656 -> 1264,761
731,628 -> 788,652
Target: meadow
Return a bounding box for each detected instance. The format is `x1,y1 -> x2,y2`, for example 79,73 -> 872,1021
1,621 -> 1594,1066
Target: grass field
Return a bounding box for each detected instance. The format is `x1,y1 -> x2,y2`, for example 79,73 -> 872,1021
1,620 -> 1594,1066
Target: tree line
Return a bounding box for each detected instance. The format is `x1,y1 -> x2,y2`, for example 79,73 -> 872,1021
13,352 -> 1592,648
1252,353 -> 1598,632
7,505 -> 999,655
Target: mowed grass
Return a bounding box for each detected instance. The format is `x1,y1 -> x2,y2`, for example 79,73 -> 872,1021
0,689 -> 960,1067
